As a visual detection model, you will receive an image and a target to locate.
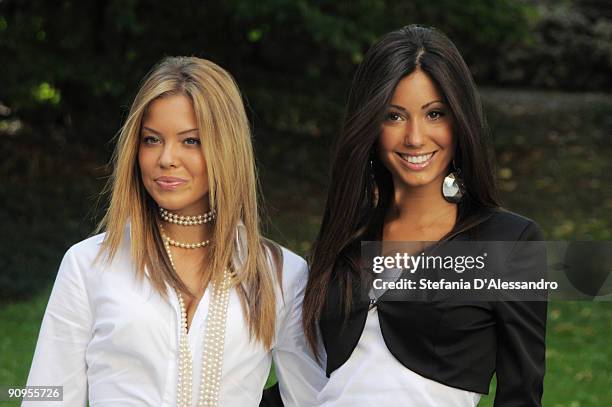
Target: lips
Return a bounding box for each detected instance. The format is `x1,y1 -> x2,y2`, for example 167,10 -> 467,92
155,176 -> 187,190
396,151 -> 437,170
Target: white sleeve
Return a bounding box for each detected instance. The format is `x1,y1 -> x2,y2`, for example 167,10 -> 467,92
23,246 -> 92,406
272,260 -> 327,407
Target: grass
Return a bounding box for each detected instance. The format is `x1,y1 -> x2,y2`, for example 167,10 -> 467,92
1,87 -> 611,405
0,289 -> 51,406
2,297 -> 609,406
477,302 -> 612,407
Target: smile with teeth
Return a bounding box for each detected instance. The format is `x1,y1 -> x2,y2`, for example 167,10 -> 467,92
398,151 -> 436,164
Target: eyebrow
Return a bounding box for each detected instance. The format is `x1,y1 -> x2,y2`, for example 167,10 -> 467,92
389,100 -> 446,111
142,126 -> 199,135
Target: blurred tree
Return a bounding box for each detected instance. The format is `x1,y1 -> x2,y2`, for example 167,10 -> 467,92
0,0 -> 534,147
497,0 -> 612,90
3,0 -> 609,157
1,0 -> 611,300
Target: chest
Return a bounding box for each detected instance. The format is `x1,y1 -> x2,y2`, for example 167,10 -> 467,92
382,219 -> 455,242
320,276 -> 498,370
80,253 -> 275,406
168,250 -> 211,331
84,263 -> 263,363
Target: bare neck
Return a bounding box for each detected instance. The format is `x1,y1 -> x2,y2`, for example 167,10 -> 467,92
384,178 -> 458,237
161,221 -> 213,243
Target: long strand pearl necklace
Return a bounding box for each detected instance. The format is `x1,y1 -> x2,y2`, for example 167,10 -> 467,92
160,225 -> 231,407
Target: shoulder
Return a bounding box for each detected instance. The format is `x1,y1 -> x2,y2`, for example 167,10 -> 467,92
262,240 -> 308,300
280,246 -> 308,273
261,239 -> 307,279
272,246 -> 309,337
62,232 -> 107,267
61,230 -> 132,276
49,233 -> 108,294
279,245 -> 308,290
471,208 -> 544,241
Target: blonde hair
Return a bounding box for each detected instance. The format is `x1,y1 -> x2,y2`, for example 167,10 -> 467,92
96,56 -> 281,349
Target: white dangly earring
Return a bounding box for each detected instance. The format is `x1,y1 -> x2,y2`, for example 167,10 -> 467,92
442,159 -> 465,203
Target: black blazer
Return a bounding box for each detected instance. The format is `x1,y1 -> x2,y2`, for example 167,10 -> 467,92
319,209 -> 548,407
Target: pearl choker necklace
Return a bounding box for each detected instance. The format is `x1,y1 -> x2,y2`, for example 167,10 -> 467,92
160,207 -> 216,225
161,226 -> 231,407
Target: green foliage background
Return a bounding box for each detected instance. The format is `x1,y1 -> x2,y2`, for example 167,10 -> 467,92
0,0 -> 611,406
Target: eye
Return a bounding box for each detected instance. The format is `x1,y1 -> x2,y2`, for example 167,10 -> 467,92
385,112 -> 403,122
427,110 -> 445,120
184,137 -> 201,145
142,135 -> 160,144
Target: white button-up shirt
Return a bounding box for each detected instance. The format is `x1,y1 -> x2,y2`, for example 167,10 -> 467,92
23,229 -> 327,406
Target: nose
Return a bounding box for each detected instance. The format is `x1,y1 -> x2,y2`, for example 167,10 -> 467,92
404,118 -> 425,148
159,141 -> 178,168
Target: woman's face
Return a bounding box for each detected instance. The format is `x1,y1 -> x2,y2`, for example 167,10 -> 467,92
377,69 -> 455,192
138,93 -> 209,215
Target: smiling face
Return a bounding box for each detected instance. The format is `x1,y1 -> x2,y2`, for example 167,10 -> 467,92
138,93 -> 210,215
378,68 -> 455,193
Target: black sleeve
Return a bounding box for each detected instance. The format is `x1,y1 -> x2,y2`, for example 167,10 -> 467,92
493,221 -> 548,407
259,383 -> 284,407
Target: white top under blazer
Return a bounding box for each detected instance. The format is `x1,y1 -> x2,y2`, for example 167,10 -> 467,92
316,309 -> 481,407
23,224 -> 327,406
316,269 -> 481,407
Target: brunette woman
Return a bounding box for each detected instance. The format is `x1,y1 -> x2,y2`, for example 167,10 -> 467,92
303,25 -> 547,407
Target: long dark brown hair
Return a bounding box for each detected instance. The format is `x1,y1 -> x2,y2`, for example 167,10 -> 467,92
303,25 -> 502,354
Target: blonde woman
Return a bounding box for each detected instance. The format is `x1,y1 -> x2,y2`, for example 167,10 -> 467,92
24,57 -> 326,406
